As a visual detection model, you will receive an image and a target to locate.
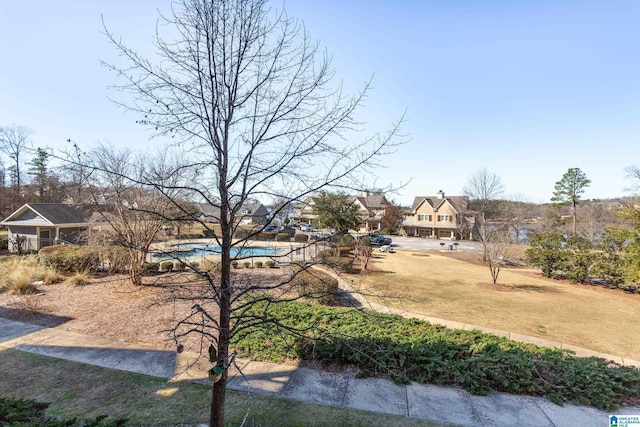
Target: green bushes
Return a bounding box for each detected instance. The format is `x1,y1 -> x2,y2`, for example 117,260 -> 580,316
38,245 -> 100,274
0,236 -> 8,250
233,228 -> 250,239
265,260 -> 275,268
275,232 -> 290,242
143,262 -> 160,273
294,233 -> 309,243
160,261 -> 174,272
254,261 -> 263,268
291,268 -> 339,305
232,300 -> 640,410
258,231 -> 277,241
100,246 -> 130,274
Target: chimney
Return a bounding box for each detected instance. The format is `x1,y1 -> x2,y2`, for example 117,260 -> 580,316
437,190 -> 445,199
362,190 -> 369,197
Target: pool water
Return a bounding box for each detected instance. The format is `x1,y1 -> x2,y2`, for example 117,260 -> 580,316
152,243 -> 281,259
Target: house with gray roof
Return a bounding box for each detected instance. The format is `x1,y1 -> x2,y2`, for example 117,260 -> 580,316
0,203 -> 102,252
198,202 -> 269,225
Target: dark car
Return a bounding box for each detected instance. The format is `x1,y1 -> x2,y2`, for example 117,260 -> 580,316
360,233 -> 392,246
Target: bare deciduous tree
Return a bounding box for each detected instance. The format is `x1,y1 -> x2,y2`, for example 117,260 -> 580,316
83,143 -> 187,286
463,168 -> 505,260
484,227 -> 510,284
101,1 -> 403,425
0,125 -> 32,210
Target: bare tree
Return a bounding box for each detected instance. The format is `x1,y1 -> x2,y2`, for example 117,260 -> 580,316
625,165 -> 640,195
463,168 -> 505,260
101,1 -> 403,426
83,143 -> 187,286
484,227 -> 510,284
380,202 -> 404,232
0,125 -> 33,210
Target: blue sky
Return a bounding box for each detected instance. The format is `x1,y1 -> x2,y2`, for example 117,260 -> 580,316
1,1 -> 639,205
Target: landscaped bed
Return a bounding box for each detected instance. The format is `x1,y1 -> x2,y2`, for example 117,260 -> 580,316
1,250 -> 640,411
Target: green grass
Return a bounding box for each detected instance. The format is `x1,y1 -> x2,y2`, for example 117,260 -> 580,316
0,348 -> 445,427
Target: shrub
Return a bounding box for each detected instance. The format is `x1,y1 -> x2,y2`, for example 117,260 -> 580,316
260,231 -> 277,241
525,232 -> 566,278
38,245 -> 100,274
243,261 -> 251,268
175,262 -> 187,271
291,268 -> 339,305
294,234 -> 309,243
202,229 -> 215,237
0,237 -> 8,250
265,260 -> 275,268
189,261 -> 200,269
231,260 -> 239,268
100,245 -> 129,274
323,256 -> 354,272
254,261 -> 263,268
64,269 -> 91,287
275,232 -> 290,242
233,228 -> 250,239
160,261 -> 174,272
340,233 -> 355,249
0,257 -> 43,294
143,262 -> 160,273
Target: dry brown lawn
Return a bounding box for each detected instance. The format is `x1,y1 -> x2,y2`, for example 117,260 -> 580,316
352,248 -> 640,360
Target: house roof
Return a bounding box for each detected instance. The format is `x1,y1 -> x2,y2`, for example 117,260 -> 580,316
199,202 -> 268,222
352,193 -> 388,210
1,203 -> 101,227
410,195 -> 471,214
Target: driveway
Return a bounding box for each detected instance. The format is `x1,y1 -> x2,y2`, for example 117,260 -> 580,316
386,235 -> 482,252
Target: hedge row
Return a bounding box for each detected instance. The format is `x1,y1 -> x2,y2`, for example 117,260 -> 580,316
38,245 -> 101,273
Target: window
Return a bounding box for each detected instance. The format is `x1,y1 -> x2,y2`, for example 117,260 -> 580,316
418,214 -> 431,221
437,214 -> 451,222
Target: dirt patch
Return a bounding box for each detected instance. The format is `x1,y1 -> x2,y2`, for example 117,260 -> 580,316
0,268 -> 287,353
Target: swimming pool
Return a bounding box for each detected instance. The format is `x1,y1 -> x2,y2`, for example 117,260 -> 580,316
152,243 -> 281,259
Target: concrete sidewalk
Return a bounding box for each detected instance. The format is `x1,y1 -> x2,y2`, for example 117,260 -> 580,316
1,317 -> 639,426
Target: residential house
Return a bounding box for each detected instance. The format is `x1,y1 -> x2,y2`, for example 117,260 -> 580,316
293,191 -> 391,232
198,202 -> 269,225
402,191 -> 476,240
1,203 -> 102,252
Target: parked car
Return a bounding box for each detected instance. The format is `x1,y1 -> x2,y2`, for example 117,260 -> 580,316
359,233 -> 392,246
263,225 -> 280,232
299,224 -> 313,232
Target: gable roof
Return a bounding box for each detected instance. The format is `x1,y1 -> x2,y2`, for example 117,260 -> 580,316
1,203 -> 101,227
199,202 -> 269,222
410,195 -> 471,214
352,193 -> 388,210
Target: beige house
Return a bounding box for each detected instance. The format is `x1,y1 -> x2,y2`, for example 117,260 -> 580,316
402,191 -> 476,240
294,191 -> 390,232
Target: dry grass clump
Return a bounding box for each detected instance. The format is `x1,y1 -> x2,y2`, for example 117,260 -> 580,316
63,269 -> 92,287
0,256 -> 46,294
